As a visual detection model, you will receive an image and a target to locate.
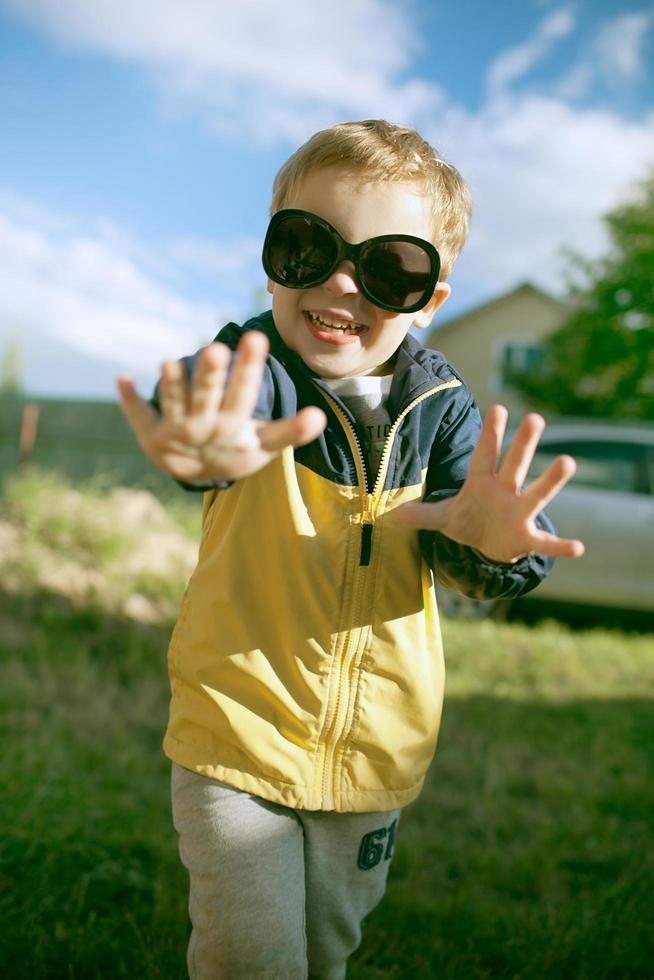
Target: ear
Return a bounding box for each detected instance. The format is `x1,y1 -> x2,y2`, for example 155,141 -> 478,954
266,278 -> 274,296
413,282 -> 451,329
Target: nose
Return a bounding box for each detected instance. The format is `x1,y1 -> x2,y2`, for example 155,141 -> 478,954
323,260 -> 360,295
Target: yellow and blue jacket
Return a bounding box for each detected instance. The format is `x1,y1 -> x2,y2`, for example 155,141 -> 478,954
162,312 -> 553,812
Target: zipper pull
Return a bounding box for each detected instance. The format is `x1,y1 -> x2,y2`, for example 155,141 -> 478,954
360,522 -> 373,566
360,494 -> 375,567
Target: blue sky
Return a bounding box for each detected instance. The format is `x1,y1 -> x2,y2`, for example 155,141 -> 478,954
1,0 -> 653,398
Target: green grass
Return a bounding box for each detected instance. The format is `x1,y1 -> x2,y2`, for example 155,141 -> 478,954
349,618 -> 654,979
0,591 -> 186,979
1,475 -> 653,978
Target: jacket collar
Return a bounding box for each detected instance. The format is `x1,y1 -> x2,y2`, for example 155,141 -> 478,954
243,310 -> 451,419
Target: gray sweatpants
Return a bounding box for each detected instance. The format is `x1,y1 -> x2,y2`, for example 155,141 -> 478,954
171,763 -> 401,979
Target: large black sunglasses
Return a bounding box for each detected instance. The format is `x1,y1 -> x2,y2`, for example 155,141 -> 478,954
262,209 -> 441,314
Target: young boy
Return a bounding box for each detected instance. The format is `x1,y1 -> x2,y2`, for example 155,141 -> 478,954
117,119 -> 583,979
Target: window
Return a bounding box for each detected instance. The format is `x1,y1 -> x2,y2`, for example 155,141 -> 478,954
496,341 -> 545,392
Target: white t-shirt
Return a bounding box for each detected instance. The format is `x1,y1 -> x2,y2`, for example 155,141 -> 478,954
321,374 -> 393,484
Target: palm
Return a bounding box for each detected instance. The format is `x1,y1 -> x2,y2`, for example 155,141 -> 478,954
143,412 -> 287,482
117,332 -> 326,484
397,406 -> 584,563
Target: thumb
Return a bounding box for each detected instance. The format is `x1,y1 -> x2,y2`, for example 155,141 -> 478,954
257,407 -> 327,454
394,500 -> 448,531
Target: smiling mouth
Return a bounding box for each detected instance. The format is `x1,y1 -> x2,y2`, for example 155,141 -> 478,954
306,311 -> 365,336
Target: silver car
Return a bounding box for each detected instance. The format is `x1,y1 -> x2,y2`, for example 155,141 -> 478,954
436,420 -> 654,620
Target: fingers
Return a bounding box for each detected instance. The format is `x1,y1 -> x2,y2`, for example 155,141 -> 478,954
221,331 -> 270,416
499,412 -> 545,491
521,453 -> 584,558
522,453 -> 577,514
527,527 -> 585,559
468,405 -> 508,477
159,359 -> 187,424
258,407 -> 327,453
190,343 -> 230,417
116,375 -> 159,439
158,332 -> 267,425
116,374 -> 137,405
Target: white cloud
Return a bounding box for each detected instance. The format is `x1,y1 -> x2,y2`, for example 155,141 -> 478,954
2,0 -> 444,143
429,8 -> 654,305
556,10 -> 653,100
170,235 -> 262,277
554,61 -> 593,102
1,0 -> 653,385
0,199 -> 237,397
486,8 -> 575,98
593,11 -> 652,83
433,94 -> 654,303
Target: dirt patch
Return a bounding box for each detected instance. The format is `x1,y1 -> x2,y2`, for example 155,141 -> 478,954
0,487 -> 199,623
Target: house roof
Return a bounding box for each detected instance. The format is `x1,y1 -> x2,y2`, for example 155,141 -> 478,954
427,281 -> 569,346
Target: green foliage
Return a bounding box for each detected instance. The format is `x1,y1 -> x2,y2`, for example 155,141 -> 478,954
511,170 -> 654,419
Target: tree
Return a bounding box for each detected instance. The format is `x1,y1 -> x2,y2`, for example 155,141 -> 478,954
511,170 -> 654,420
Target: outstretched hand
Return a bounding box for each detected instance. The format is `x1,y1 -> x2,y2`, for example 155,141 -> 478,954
396,405 -> 585,564
116,331 -> 327,483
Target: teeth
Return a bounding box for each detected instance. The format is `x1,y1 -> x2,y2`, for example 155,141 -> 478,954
307,312 -> 362,334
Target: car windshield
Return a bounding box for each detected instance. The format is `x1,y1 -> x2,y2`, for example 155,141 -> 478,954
531,439 -> 650,495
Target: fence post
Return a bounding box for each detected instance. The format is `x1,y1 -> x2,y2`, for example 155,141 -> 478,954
18,402 -> 39,466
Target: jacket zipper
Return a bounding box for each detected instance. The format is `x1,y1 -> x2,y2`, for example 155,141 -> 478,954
314,378 -> 461,809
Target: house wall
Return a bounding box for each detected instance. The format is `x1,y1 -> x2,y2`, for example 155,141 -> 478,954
425,286 -> 569,418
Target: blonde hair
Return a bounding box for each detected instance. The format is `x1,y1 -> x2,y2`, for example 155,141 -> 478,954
270,119 -> 471,280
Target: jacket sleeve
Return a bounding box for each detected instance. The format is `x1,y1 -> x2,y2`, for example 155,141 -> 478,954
419,386 -> 555,600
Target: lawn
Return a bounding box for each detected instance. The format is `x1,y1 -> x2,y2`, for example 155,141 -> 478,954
1,471 -> 653,978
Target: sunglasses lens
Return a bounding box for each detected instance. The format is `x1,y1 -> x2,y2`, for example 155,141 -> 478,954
360,241 -> 434,310
264,211 -> 439,312
266,215 -> 337,286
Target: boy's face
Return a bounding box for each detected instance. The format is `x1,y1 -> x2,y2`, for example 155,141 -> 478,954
266,165 -> 450,378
